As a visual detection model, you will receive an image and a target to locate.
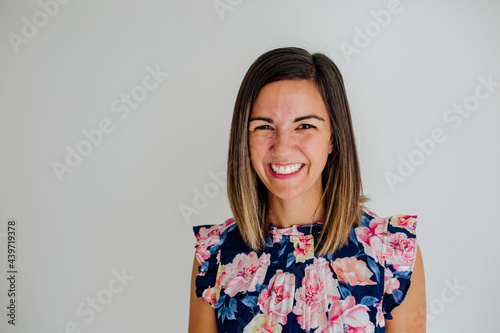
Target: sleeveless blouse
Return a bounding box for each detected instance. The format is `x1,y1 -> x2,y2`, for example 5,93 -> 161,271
192,206 -> 418,332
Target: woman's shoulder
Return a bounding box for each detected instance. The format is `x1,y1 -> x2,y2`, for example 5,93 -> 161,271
359,205 -> 418,235
192,217 -> 239,246
191,217 -> 239,278
355,206 -> 419,274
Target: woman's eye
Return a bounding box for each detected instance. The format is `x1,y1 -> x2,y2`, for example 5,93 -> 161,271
298,124 -> 315,130
255,125 -> 272,130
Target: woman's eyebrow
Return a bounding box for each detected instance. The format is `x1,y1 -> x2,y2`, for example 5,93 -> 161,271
248,117 -> 273,123
249,115 -> 325,123
295,115 -> 325,122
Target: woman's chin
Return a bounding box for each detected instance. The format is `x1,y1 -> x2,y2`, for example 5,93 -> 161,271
268,188 -> 304,201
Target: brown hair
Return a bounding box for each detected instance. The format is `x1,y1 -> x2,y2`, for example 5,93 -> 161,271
227,47 -> 369,256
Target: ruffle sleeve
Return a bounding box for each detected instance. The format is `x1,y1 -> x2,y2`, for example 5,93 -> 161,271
192,218 -> 236,308
382,214 -> 418,319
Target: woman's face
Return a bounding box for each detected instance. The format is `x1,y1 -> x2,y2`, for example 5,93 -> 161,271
248,79 -> 333,201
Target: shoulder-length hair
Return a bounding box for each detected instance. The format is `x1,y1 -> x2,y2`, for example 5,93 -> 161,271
227,46 -> 369,256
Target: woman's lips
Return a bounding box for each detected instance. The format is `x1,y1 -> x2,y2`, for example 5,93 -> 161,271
267,163 -> 304,179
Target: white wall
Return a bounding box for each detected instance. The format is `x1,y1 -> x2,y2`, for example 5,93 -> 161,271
0,0 -> 498,332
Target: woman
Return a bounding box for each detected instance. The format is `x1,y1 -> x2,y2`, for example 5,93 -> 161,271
189,47 -> 426,332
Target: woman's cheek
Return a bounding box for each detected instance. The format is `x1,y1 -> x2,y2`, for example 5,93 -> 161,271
296,135 -> 314,147
250,135 -> 272,149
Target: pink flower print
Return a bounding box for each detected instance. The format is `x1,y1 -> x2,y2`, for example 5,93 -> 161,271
385,232 -> 416,267
367,216 -> 387,235
196,224 -> 220,247
195,244 -> 212,270
327,296 -> 375,333
383,267 -> 400,294
202,287 -> 217,306
270,224 -> 305,244
258,270 -> 296,325
243,314 -> 283,333
390,215 -> 417,234
221,217 -> 237,233
355,218 -> 386,266
293,258 -> 341,332
331,257 -> 377,286
291,235 -> 315,263
272,233 -> 283,243
194,224 -> 221,265
375,299 -> 385,328
220,252 -> 271,297
272,225 -> 305,237
361,206 -> 380,219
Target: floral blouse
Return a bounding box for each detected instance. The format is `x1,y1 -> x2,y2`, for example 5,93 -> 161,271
192,206 -> 418,332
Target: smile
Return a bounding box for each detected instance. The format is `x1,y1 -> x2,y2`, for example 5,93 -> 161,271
270,163 -> 304,174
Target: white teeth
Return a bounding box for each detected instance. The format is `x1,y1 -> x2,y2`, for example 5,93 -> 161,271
271,163 -> 303,175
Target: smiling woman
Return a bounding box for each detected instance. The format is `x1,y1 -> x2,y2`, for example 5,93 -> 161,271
189,47 -> 426,333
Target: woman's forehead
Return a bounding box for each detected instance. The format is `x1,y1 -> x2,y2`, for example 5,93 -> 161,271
251,80 -> 327,118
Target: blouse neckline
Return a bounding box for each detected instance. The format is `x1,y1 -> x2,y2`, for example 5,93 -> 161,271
267,221 -> 325,236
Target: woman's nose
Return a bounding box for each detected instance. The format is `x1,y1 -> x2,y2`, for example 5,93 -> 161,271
272,131 -> 292,154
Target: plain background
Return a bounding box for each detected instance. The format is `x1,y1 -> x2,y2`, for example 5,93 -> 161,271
1,1 -> 499,332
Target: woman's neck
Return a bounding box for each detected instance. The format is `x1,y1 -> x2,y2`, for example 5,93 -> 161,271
266,191 -> 325,228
